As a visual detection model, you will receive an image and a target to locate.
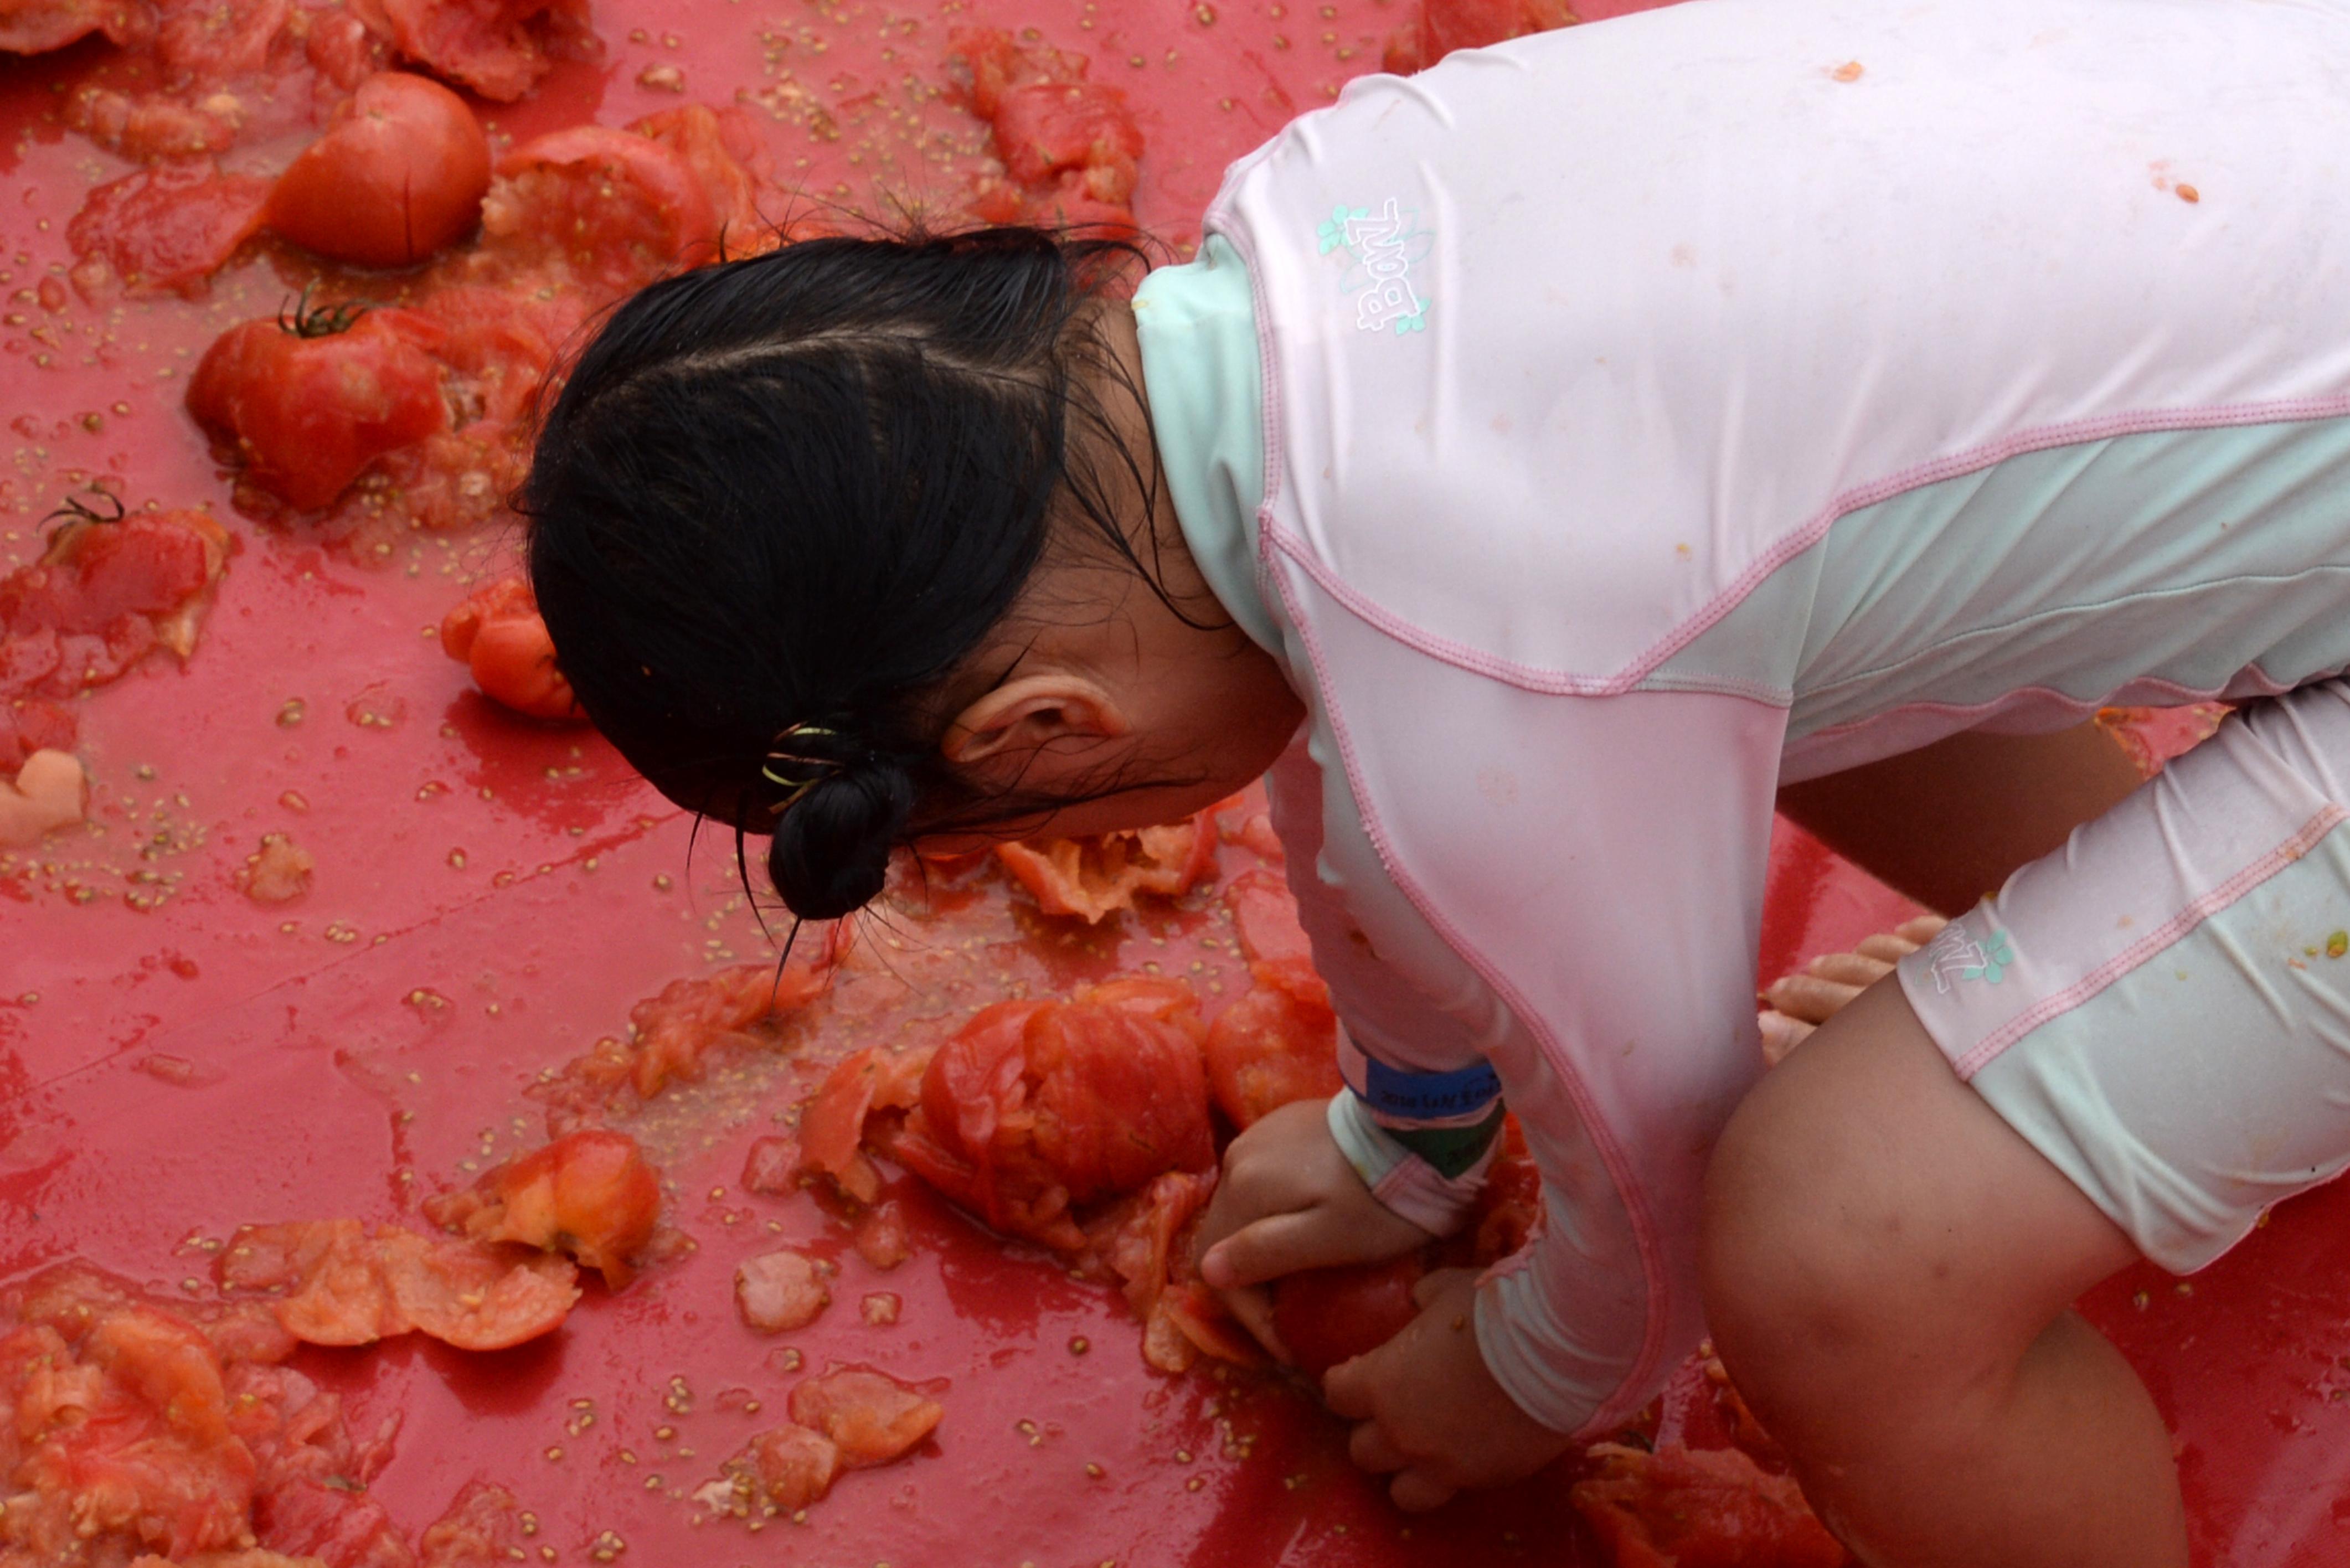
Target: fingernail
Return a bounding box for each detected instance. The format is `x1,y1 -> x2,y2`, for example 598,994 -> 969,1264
1199,1247 -> 1231,1288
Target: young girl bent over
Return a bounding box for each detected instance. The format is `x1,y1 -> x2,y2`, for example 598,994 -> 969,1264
523,1 -> 2350,1561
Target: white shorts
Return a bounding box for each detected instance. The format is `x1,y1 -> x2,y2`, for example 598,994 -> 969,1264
1898,681 -> 2350,1273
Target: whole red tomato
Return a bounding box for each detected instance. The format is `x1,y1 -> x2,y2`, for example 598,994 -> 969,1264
187,302 -> 449,510
1272,1255 -> 1427,1383
266,72 -> 492,269
439,574 -> 585,722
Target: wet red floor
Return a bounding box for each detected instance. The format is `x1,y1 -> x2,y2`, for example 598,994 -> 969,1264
6,3 -> 2350,1565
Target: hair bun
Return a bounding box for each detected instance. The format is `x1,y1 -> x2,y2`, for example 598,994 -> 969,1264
767,760 -> 916,920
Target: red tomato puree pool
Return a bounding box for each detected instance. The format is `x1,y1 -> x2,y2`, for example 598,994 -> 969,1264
6,3 -> 2350,1566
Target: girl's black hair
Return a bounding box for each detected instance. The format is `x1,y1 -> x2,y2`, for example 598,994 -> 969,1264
523,226 -> 1172,923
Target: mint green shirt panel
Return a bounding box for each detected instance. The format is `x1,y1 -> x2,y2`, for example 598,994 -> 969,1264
1130,234 -> 1284,658
1642,418 -> 2350,739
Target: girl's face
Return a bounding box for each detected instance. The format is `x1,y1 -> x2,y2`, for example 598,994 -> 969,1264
923,297 -> 1305,850
919,555 -> 1305,852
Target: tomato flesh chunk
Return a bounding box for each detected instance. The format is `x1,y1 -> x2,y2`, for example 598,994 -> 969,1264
218,1219 -> 580,1350
735,1249 -> 829,1334
480,122 -> 721,292
883,983 -> 1214,1251
1203,956 -> 1342,1129
0,509 -> 233,768
425,1129 -> 663,1287
995,811 -> 1218,923
786,1367 -> 943,1469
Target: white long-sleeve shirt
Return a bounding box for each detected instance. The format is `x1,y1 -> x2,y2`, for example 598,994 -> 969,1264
1133,0 -> 2350,1435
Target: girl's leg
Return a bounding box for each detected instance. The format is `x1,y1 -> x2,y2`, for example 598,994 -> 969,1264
1699,978 -> 2186,1568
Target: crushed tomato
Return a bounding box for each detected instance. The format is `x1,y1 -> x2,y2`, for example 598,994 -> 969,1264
424,1129 -> 664,1288
438,575 -> 585,722
949,28 -> 1145,234
786,1366 -> 944,1469
217,1219 -> 581,1351
994,810 -> 1219,924
1569,1443 -> 1850,1568
530,958 -> 831,1129
0,1265 -> 429,1566
0,507 -> 234,770
878,980 -> 1217,1251
350,0 -> 599,101
1381,0 -> 1579,75
188,308 -> 451,513
66,162 -> 271,296
1203,954 -> 1342,1129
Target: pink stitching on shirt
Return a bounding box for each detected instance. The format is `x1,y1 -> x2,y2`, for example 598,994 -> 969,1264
1262,395 -> 2350,698
1948,804 -> 2350,1080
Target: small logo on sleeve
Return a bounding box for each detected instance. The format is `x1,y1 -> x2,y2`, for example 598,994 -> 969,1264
1315,197 -> 1431,336
1922,921 -> 2014,992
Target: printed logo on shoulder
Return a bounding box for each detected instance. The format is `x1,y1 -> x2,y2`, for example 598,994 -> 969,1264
1315,197 -> 1431,337
1921,920 -> 2014,993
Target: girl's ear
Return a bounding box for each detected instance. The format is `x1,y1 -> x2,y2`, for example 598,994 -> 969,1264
941,674 -> 1132,769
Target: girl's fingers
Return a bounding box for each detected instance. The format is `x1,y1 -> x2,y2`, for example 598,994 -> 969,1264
1389,1469 -> 1458,1513
1323,1353 -> 1377,1421
1199,1209 -> 1346,1288
1214,1281 -> 1290,1365
1853,932 -> 1919,962
1895,913 -> 1950,945
1758,1009 -> 1816,1067
1411,1266 -> 1480,1309
1805,951 -> 1895,987
1348,1419 -> 1409,1474
1761,972 -> 1864,1023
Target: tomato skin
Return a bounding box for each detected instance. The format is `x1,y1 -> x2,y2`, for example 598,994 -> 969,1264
67,161 -> 270,294
437,574 -> 586,721
267,72 -> 492,268
189,311 -> 450,510
1272,1256 -> 1426,1382
632,103 -> 772,252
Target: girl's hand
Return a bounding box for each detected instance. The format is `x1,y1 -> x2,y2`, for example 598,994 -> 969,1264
1193,1098 -> 1432,1359
1322,1269 -> 1573,1510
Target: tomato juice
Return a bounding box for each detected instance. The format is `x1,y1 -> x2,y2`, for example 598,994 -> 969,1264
8,3 -> 2350,1566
